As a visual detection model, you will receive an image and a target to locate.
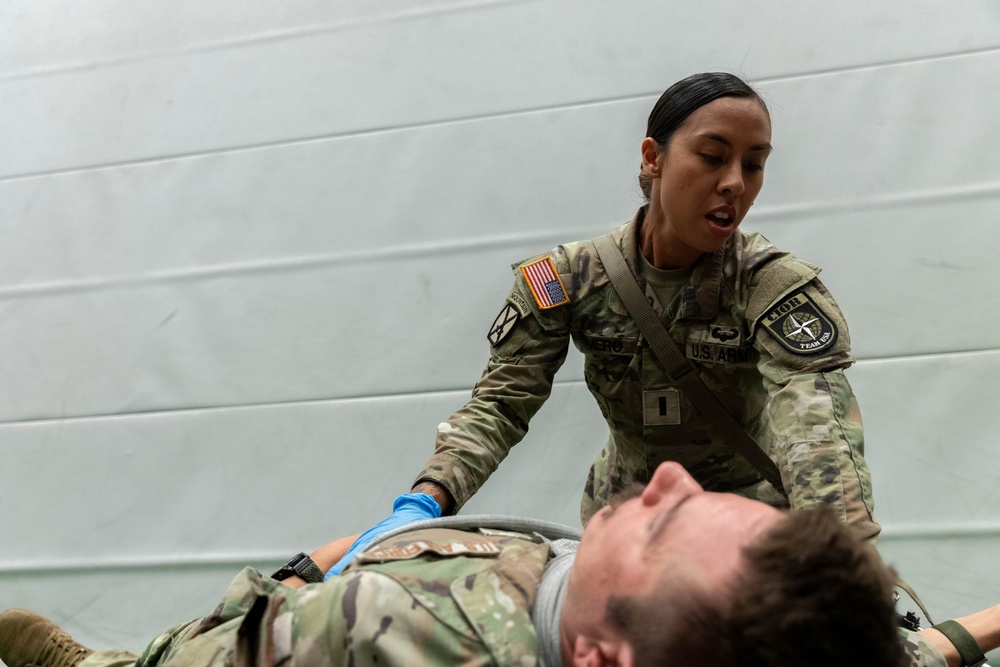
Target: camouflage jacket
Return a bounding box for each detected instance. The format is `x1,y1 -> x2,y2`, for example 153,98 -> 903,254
82,527 -> 552,667
416,208 -> 878,537
78,524 -> 948,667
899,629 -> 948,667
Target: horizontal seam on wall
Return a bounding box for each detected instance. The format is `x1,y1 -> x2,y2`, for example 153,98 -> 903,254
755,182 -> 1000,222
0,0 -> 527,83
879,522 -> 1000,540
0,551 -> 291,576
0,92 -> 653,184
0,226 -> 612,299
757,45 -> 1000,83
1,48 -> 997,184
853,347 -> 1000,364
3,179 -> 999,297
4,343 -> 1000,424
0,378 -> 592,426
2,19 -> 996,85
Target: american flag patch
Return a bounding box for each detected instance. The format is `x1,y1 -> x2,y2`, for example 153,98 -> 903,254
520,256 -> 569,309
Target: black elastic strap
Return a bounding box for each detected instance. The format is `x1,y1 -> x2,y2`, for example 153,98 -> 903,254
592,234 -> 784,491
932,620 -> 988,667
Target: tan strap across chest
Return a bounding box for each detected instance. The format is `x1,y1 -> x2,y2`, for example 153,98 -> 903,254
592,233 -> 784,491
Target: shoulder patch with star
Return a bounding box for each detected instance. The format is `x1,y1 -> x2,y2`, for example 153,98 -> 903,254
760,290 -> 838,354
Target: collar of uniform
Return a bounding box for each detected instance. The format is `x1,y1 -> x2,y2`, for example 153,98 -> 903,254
681,241 -> 726,320
532,540 -> 577,667
627,206 -> 729,321
619,206 -> 647,284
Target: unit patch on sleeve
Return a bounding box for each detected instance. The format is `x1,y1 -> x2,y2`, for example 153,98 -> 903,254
520,256 -> 569,309
488,303 -> 522,346
761,290 -> 838,354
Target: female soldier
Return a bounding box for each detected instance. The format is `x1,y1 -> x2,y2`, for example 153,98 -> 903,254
332,72 -> 878,573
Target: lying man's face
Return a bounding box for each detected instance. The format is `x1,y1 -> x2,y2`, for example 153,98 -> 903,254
562,463 -> 905,667
571,461 -> 782,603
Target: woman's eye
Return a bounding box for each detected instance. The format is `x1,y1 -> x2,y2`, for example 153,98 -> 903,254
744,162 -> 764,173
700,153 -> 722,165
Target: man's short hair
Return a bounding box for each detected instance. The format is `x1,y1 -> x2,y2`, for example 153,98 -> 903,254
606,507 -> 907,667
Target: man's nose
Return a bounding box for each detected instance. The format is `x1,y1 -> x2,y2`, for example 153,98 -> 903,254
642,461 -> 702,506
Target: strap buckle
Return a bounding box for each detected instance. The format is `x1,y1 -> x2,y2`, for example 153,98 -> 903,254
666,362 -> 695,384
271,552 -> 324,584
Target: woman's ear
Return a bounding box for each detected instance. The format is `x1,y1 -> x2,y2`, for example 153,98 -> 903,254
640,137 -> 662,177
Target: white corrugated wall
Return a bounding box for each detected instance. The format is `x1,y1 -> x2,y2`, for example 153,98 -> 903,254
1,0 -> 998,656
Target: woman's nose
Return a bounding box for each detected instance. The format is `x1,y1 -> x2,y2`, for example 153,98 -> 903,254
718,162 -> 745,196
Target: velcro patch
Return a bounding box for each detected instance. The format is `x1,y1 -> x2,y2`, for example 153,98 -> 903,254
488,303 -> 522,346
761,291 -> 838,354
708,325 -> 741,345
583,334 -> 637,356
507,290 -> 531,318
520,257 -> 569,309
687,342 -> 754,365
358,539 -> 501,563
643,389 -> 682,426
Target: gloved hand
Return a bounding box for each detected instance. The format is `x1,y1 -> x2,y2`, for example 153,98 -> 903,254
323,492 -> 442,580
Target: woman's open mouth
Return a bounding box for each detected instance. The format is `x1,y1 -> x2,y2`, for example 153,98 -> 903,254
705,207 -> 737,235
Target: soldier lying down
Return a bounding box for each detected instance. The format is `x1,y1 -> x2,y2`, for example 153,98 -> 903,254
1,462 -> 995,667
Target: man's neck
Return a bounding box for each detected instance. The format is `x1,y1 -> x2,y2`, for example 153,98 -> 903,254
532,542 -> 576,667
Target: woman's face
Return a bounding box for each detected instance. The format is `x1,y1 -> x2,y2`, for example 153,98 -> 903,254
642,96 -> 772,268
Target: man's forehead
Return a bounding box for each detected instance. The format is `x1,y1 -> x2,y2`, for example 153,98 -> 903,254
662,492 -> 783,545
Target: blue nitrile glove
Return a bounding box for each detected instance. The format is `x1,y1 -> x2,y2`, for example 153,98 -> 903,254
323,492 -> 441,580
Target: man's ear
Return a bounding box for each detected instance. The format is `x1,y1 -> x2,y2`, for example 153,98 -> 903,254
571,635 -> 635,667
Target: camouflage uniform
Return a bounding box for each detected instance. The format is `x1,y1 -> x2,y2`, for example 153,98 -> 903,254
899,629 -> 948,667
79,527 -> 552,667
73,522 -> 948,667
416,208 -> 879,537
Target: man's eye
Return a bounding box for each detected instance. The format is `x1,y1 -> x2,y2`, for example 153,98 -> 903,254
700,153 -> 722,165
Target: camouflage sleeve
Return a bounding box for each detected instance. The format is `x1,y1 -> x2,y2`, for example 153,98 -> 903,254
413,278 -> 571,512
899,628 -> 949,667
749,275 -> 880,538
289,570 -> 492,667
109,566 -> 494,667
115,568 -> 298,667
